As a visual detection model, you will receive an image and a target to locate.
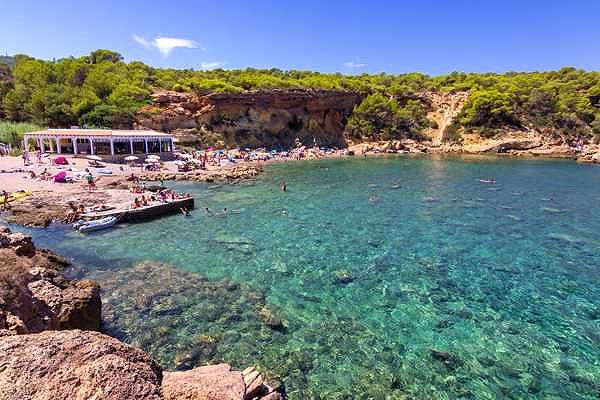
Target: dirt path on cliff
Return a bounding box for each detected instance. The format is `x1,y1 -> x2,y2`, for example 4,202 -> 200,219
425,91 -> 468,146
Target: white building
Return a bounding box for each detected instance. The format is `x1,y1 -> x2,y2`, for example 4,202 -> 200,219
22,129 -> 175,160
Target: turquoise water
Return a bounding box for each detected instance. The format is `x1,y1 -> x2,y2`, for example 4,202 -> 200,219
21,155 -> 600,399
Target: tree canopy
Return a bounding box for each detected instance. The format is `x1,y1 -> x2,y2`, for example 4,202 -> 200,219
0,50 -> 599,143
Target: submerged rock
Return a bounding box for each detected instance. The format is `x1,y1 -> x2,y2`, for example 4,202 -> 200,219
258,306 -> 286,331
333,269 -> 355,285
0,330 -> 163,400
430,348 -> 460,370
95,262 -> 287,369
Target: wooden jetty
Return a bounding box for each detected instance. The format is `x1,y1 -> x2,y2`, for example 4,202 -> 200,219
82,197 -> 194,223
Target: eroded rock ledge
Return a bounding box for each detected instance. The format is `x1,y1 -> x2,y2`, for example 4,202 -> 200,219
0,226 -> 101,335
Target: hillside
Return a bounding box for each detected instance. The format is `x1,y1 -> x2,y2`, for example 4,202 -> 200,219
1,49 -> 600,151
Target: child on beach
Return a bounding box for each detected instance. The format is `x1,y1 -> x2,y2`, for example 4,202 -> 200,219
86,172 -> 95,192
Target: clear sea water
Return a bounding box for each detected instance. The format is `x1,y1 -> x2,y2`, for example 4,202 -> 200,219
20,155 -> 600,399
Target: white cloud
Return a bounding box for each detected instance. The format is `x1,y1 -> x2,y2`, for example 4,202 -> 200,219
343,61 -> 366,69
201,61 -> 226,70
133,35 -> 201,57
154,37 -> 199,56
132,34 -> 151,49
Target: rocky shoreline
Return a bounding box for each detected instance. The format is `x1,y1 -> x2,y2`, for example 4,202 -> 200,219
0,226 -> 285,400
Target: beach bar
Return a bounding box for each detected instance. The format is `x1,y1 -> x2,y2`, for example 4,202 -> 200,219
22,129 -> 175,161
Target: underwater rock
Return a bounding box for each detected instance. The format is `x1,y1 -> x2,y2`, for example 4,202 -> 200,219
333,269 -> 355,285
430,349 -> 460,370
0,330 -> 163,400
95,262 -> 282,369
258,306 -> 286,331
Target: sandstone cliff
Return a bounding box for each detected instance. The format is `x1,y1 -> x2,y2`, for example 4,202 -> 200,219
136,89 -> 363,149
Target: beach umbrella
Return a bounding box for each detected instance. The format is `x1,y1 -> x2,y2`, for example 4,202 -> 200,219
145,158 -> 159,163
124,155 -> 138,161
147,155 -> 161,160
173,160 -> 186,166
86,155 -> 102,161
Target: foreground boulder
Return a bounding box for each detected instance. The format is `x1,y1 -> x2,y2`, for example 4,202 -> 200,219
162,364 -> 283,400
0,330 -> 163,400
0,226 -> 101,335
162,364 -> 245,400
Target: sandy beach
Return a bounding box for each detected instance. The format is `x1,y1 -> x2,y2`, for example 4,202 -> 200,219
0,153 -> 261,226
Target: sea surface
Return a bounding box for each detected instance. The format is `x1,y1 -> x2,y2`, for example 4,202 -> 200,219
21,155 -> 600,399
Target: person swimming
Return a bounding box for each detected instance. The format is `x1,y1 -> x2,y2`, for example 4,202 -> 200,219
180,207 -> 191,216
281,181 -> 287,192
204,207 -> 212,215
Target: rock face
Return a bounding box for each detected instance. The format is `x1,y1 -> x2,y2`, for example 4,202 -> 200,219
136,89 -> 363,148
0,330 -> 163,400
0,226 -> 101,335
162,364 -> 245,400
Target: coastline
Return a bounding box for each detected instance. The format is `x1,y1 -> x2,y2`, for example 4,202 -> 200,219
2,150 -> 599,398
1,140 -> 597,227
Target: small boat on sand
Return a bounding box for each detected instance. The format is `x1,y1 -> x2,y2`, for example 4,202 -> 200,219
74,216 -> 118,233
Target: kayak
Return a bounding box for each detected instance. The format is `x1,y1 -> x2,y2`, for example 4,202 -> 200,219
77,216 -> 118,233
0,190 -> 32,203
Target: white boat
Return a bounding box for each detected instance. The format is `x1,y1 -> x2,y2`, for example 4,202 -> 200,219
77,216 -> 118,233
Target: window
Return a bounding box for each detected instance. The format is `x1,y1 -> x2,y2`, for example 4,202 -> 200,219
114,140 -> 130,155
93,140 -> 111,155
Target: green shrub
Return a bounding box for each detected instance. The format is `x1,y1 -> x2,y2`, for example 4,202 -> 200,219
0,121 -> 43,148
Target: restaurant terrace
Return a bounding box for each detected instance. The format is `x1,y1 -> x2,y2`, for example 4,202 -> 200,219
22,129 -> 175,160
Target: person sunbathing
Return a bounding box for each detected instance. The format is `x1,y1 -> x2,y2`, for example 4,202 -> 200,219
132,198 -> 141,209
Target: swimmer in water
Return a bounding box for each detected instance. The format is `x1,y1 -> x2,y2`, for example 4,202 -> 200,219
281,181 -> 287,192
180,207 -> 191,216
204,207 -> 212,215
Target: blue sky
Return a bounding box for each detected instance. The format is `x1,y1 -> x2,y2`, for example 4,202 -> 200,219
2,0 -> 599,75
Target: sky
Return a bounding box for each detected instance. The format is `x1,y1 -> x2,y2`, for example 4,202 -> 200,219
2,0 -> 600,75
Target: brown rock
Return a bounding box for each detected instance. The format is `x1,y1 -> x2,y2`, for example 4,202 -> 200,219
162,363 -> 246,400
259,393 -> 284,400
137,89 -> 363,149
0,227 -> 101,335
245,372 -> 265,399
0,330 -> 163,400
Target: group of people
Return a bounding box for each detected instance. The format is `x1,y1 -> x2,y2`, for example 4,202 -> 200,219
63,202 -> 86,224
131,189 -> 191,209
21,149 -> 45,166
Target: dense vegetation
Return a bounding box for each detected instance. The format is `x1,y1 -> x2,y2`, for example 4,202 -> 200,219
0,121 -> 42,150
0,50 -> 599,144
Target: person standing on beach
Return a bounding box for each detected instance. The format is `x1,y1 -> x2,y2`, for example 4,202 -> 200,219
22,150 -> 29,166
1,190 -> 11,211
86,172 -> 95,192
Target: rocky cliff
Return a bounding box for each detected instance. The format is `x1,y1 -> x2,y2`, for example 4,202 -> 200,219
0,226 -> 101,335
136,89 -> 363,149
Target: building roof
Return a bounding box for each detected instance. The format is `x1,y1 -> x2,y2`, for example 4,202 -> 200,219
24,129 -> 171,138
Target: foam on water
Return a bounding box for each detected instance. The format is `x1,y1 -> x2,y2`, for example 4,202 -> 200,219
21,155 -> 600,399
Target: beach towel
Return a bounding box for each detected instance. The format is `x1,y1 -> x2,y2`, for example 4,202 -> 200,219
54,156 -> 68,165
54,171 -> 67,183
